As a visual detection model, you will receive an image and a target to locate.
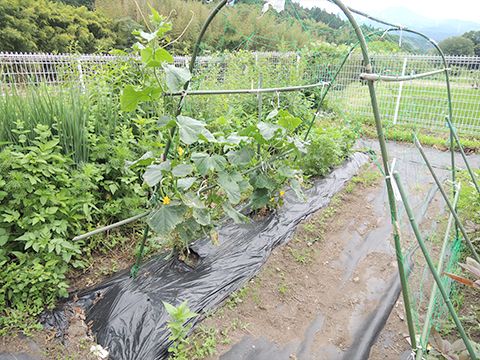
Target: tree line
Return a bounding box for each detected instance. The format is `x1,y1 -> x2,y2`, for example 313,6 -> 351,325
439,31 -> 480,56
0,0 -> 353,54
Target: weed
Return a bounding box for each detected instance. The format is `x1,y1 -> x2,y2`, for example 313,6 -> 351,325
277,283 -> 294,294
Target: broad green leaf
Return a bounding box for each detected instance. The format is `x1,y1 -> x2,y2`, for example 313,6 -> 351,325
177,177 -> 197,191
39,139 -> 59,152
278,165 -> 296,178
132,29 -> 158,42
238,179 -> 251,193
277,110 -> 302,131
224,132 -> 248,145
193,208 -> 211,226
191,153 -> 226,176
176,116 -> 206,145
289,136 -> 308,154
250,172 -> 276,190
143,160 -> 171,187
157,115 -> 175,128
142,48 -> 173,67
175,217 -> 200,246
266,108 -> 279,120
258,121 -> 283,140
121,85 -> 163,111
172,164 -> 194,177
125,151 -> 154,169
182,192 -> 206,209
249,188 -> 269,208
199,128 -> 217,143
148,202 -> 187,236
164,64 -> 192,92
0,228 -> 9,247
290,179 -> 305,200
226,147 -> 255,165
217,173 -> 241,204
223,202 -> 248,224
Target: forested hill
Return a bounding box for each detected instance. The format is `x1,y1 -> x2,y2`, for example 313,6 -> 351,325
0,0 -> 350,54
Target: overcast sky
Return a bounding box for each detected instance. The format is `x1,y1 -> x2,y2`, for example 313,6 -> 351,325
296,0 -> 480,24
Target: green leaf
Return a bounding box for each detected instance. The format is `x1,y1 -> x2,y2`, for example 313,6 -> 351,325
266,108 -> 279,120
142,47 -> 173,67
132,29 -> 159,42
148,202 -> 187,236
277,110 -> 302,131
191,153 -> 226,176
258,121 -> 283,140
182,192 -> 206,209
175,217 -> 200,244
172,164 -> 194,177
223,202 -> 248,224
226,146 -> 255,165
250,172 -> 276,190
217,172 -> 241,204
164,64 -> 192,92
39,139 -> 59,152
125,151 -> 154,169
278,166 -> 296,178
199,128 -> 217,143
121,85 -> 162,111
290,179 -> 305,200
46,207 -> 58,215
143,160 -> 171,187
249,188 -> 270,208
288,136 -> 308,154
157,115 -> 174,128
177,177 -> 197,191
193,208 -> 211,226
176,116 -> 206,145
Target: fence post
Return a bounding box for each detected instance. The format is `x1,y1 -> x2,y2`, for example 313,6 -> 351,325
393,57 -> 407,124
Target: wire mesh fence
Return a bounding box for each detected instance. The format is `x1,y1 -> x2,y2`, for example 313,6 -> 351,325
1,51 -> 479,133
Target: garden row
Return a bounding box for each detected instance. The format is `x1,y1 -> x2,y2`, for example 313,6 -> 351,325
0,11 -> 356,335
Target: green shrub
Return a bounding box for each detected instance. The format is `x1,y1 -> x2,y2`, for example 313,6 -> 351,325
0,123 -> 148,333
300,123 -> 356,178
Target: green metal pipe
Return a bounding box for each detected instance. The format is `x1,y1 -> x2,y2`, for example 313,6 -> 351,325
393,171 -> 477,360
132,224 -> 150,278
417,187 -> 460,360
412,133 -> 480,263
446,115 -> 480,197
330,0 -> 418,351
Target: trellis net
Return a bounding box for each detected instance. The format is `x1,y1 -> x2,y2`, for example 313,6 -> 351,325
1,0 -> 478,356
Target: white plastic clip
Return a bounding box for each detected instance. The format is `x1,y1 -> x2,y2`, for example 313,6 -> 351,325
386,158 -> 402,201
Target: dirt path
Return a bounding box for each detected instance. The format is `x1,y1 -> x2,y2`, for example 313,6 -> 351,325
193,162 -> 414,360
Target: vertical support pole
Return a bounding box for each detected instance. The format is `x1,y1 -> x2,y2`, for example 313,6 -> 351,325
417,188 -> 460,360
132,224 -> 150,278
257,74 -> 264,160
393,58 -> 407,125
77,58 -> 86,94
393,172 -> 477,360
330,0 -> 418,351
412,134 -> 480,263
446,115 -> 480,197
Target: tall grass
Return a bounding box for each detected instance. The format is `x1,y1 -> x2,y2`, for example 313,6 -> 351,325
0,84 -> 129,165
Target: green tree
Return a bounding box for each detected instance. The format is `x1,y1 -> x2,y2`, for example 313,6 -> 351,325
438,36 -> 475,56
0,0 -> 132,53
462,30 -> 480,56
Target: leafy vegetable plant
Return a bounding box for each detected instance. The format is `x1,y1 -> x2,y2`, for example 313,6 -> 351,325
121,8 -> 307,254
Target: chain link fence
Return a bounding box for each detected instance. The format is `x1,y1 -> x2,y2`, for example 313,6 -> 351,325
1,51 -> 479,133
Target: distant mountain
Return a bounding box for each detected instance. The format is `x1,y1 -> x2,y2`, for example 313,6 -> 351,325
367,7 -> 480,42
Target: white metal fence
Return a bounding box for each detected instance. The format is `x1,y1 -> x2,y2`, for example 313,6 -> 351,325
1,52 -> 479,133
